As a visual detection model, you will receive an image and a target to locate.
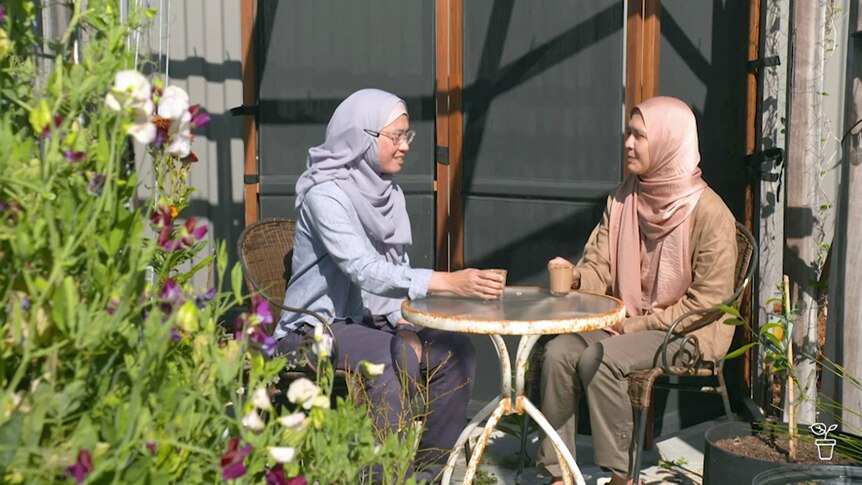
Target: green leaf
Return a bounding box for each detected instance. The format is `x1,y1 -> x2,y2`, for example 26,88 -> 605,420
725,342 -> 758,360
231,263 -> 244,303
724,318 -> 745,326
717,304 -> 741,318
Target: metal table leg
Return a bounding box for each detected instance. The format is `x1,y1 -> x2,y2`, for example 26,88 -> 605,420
442,334 -> 585,485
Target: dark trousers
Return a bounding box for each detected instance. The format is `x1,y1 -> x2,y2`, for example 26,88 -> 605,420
278,316 -> 476,478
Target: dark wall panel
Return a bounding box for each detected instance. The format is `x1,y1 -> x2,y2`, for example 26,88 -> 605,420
659,0 -> 749,220
257,0 -> 436,266
462,0 -> 625,400
462,0 -> 624,284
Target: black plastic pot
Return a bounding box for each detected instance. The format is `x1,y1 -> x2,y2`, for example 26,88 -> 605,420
752,464 -> 862,484
703,421 -> 784,485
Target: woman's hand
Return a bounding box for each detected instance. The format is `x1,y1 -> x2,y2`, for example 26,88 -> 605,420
429,269 -> 505,300
547,257 -> 581,289
602,321 -> 625,336
395,320 -> 423,361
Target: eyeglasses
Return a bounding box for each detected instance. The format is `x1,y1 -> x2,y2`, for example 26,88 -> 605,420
364,128 -> 416,146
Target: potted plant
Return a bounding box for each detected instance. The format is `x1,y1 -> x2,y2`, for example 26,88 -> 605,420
703,276 -> 860,484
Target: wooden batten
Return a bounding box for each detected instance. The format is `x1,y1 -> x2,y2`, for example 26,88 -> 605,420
240,0 -> 259,225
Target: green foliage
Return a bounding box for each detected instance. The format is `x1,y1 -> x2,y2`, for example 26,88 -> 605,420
0,2 -> 422,483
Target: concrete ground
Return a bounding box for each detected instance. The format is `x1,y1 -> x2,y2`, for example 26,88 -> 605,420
445,411 -> 718,485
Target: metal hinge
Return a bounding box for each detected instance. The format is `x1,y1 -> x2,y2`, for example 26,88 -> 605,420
746,146 -> 784,182
244,174 -> 260,185
436,145 -> 449,165
230,105 -> 259,117
747,56 -> 781,72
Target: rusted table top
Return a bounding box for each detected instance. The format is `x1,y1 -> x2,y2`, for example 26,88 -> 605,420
402,286 -> 625,336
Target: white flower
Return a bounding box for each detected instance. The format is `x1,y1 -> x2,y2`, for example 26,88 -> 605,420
251,387 -> 272,411
127,108 -> 156,144
278,412 -> 307,430
268,446 -> 296,464
360,361 -> 385,378
312,335 -> 333,359
165,118 -> 192,158
286,378 -> 320,409
241,410 -> 265,431
157,86 -> 190,120
310,395 -> 330,409
105,70 -> 152,111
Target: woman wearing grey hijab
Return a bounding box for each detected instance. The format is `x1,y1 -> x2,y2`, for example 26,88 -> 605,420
276,89 -> 503,480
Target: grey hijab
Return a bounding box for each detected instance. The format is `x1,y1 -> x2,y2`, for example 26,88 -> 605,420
295,89 -> 412,254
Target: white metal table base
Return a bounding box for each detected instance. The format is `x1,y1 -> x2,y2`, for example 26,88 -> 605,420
440,334 -> 585,485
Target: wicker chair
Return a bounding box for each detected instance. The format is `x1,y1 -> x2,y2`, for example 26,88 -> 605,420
237,218 -> 341,383
627,221 -> 757,483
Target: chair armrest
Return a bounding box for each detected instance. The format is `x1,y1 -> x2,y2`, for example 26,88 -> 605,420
659,305 -> 724,373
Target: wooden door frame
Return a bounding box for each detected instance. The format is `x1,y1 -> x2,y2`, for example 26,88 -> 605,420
240,0 -> 259,225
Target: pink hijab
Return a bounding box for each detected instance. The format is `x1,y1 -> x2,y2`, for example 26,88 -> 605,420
609,97 -> 708,317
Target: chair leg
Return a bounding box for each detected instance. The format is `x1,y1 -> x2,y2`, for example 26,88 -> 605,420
716,366 -> 733,420
629,404 -> 649,484
515,413 -> 531,484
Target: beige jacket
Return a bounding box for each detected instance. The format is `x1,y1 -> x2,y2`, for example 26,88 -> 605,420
575,187 -> 738,362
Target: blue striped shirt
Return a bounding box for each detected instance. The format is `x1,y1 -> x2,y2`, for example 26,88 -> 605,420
274,181 -> 433,338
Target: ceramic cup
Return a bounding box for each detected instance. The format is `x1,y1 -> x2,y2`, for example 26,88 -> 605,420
487,269 -> 508,300
548,262 -> 574,296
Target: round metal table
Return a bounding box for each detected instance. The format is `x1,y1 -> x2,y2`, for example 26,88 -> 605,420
402,287 -> 625,485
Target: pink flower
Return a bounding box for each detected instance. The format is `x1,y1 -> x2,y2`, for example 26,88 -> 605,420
252,295 -> 273,325
159,278 -> 180,302
180,218 -> 208,247
189,104 -> 211,129
66,449 -> 93,484
64,150 -> 86,163
221,437 -> 252,480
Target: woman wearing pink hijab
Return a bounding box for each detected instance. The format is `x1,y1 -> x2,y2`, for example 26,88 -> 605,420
537,97 -> 737,485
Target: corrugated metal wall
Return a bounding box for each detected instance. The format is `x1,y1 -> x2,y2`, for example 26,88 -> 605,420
142,0 -> 246,290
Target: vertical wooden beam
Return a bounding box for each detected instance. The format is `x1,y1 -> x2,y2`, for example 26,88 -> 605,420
744,0 -> 762,397
240,0 -> 259,225
435,0 -> 451,271
625,0 -> 661,117
435,0 -> 465,271
449,0 -> 465,270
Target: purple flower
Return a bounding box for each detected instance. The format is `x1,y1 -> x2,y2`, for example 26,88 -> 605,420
249,326 -> 277,357
65,449 -> 93,484
189,105 -> 211,129
220,437 -> 252,480
170,327 -> 182,341
151,204 -> 174,228
87,173 -> 106,196
158,225 -> 178,252
265,466 -> 308,485
0,200 -> 22,224
252,295 -> 273,326
195,287 -> 216,308
106,297 -> 120,315
180,218 -> 208,247
41,115 -> 63,137
159,278 -> 180,302
265,465 -> 287,485
21,297 -> 30,311
64,150 -> 86,163
151,127 -> 168,148
146,442 -> 157,455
